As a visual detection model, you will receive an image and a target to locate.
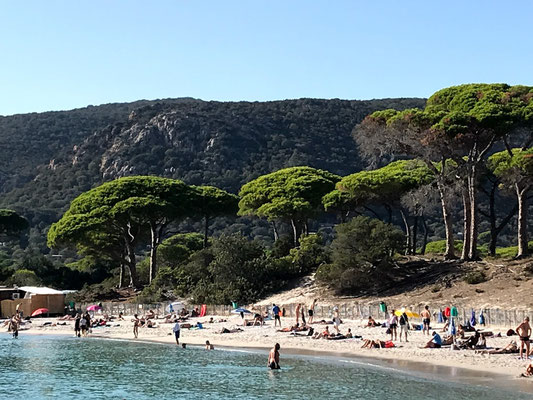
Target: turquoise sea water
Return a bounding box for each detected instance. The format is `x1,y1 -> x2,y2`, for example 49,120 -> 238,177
0,334 -> 530,399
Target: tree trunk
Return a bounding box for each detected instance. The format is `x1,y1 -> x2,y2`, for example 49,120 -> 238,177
421,216 -> 429,255
461,188 -> 471,260
438,182 -> 455,259
272,221 -> 279,241
118,262 -> 125,288
399,208 -> 411,255
488,181 -> 497,257
468,170 -> 479,260
412,216 -> 418,255
149,223 -> 158,283
125,239 -> 138,288
204,216 -> 210,248
303,220 -> 309,236
516,184 -> 529,258
290,218 -> 300,247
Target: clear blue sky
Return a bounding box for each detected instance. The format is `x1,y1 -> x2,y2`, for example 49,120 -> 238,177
1,1 -> 532,115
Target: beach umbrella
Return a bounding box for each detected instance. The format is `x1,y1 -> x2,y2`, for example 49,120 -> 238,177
394,308 -> 420,318
470,310 -> 476,327
231,308 -> 252,314
31,308 -> 49,317
166,302 -> 185,313
86,305 -> 101,311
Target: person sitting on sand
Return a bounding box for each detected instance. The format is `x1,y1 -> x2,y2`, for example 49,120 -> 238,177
268,343 -> 281,369
424,331 -> 442,348
117,312 -> 124,321
366,316 -> 379,327
191,307 -> 200,318
146,320 -> 158,328
521,362 -> 533,377
516,317 -> 531,360
145,309 -> 156,320
346,328 -> 353,338
205,340 -> 214,350
312,326 -> 330,339
164,313 -> 178,324
253,311 -> 265,327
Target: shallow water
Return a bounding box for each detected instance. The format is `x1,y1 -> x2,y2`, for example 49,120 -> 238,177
0,335 -> 529,399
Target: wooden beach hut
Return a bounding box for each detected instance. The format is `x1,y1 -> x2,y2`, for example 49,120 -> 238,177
0,286 -> 65,318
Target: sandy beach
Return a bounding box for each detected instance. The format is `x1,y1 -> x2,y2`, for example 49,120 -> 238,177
5,313 -> 533,390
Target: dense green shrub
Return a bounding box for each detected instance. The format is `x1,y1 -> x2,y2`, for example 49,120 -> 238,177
464,270 -> 487,284
316,216 -> 404,294
424,240 -> 463,254
6,269 -> 41,286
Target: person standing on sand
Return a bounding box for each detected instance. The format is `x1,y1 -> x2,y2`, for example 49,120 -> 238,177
308,299 -> 317,324
172,320 -> 181,345
516,317 -> 532,359
268,343 -> 281,369
333,306 -> 341,334
272,304 -> 281,327
301,304 -> 306,326
74,313 -> 81,337
388,310 -> 398,341
133,314 -> 140,339
399,311 -> 409,342
295,303 -> 301,326
421,305 -> 431,336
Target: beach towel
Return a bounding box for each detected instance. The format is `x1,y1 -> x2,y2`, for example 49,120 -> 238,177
437,310 -> 444,323
470,310 -> 476,327
199,304 -> 207,317
444,307 -> 451,318
448,317 -> 456,336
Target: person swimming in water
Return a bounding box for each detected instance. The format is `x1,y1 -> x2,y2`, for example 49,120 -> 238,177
268,343 -> 280,369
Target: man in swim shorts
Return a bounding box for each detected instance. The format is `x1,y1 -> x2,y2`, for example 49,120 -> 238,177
308,299 -> 317,324
516,317 -> 531,359
272,304 -> 281,327
420,305 -> 431,336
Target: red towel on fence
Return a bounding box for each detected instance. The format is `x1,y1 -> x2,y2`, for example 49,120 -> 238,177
199,304 -> 207,317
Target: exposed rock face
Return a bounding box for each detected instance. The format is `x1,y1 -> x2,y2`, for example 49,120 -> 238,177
1,97 -> 425,225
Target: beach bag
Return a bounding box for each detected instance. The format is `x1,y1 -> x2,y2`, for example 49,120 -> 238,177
386,327 -> 391,335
